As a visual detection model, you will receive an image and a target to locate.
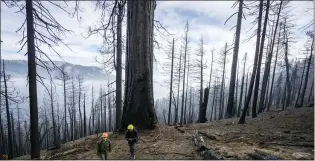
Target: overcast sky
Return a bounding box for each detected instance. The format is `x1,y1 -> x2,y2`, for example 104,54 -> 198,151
1,1 -> 313,99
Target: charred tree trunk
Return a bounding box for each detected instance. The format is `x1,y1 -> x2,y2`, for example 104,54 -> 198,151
298,39 -> 314,107
199,88 -> 209,123
121,0 -> 157,130
175,50 -> 182,124
295,59 -> 307,107
283,20 -> 292,109
239,0 -> 263,124
259,0 -> 282,113
184,56 -> 190,124
219,44 -> 228,120
83,93 -> 86,137
308,76 -> 314,102
268,25 -> 282,110
50,78 -> 60,149
180,21 -> 189,125
237,54 -> 247,117
168,38 -> 175,125
252,0 -> 270,118
115,0 -> 123,131
3,62 -> 13,159
226,0 -> 243,118
26,0 -> 40,158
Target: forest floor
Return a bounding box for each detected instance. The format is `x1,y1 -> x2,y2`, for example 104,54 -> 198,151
16,106 -> 314,160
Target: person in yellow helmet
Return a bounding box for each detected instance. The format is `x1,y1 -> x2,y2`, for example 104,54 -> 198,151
125,124 -> 138,160
97,132 -> 111,160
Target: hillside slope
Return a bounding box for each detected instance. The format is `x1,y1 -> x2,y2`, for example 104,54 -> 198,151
16,106 -> 314,160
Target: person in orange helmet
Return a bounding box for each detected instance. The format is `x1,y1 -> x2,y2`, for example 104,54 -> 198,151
97,132 -> 111,160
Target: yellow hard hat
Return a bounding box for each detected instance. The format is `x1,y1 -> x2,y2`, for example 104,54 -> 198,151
127,124 -> 134,130
102,132 -> 108,138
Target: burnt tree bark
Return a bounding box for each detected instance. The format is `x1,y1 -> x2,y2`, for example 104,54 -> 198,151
199,88 -> 209,123
252,0 -> 270,118
268,24 -> 282,110
168,38 -> 175,125
258,0 -> 282,113
3,62 -> 13,159
121,0 -> 157,130
115,0 -> 124,131
239,0 -> 263,124
180,21 -> 189,125
26,0 -> 40,158
298,38 -> 314,107
226,0 -> 243,118
283,20 -> 292,109
237,53 -> 247,117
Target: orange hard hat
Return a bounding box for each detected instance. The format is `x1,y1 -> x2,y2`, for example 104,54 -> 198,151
102,132 -> 108,138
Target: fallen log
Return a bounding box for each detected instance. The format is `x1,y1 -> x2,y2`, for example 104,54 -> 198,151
175,126 -> 185,133
261,141 -> 314,147
248,149 -> 281,160
46,148 -> 84,159
193,130 -> 225,160
198,131 -> 218,140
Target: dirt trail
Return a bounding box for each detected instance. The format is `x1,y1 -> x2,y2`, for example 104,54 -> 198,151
15,106 -> 314,160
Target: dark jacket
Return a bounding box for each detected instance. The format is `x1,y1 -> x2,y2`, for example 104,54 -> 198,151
125,128 -> 139,143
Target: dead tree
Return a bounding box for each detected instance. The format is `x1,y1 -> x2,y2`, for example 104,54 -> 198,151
258,0 -> 283,113
121,0 -> 157,129
226,0 -> 244,118
298,33 -> 314,107
168,38 -> 175,125
175,48 -> 183,124
237,53 -> 247,117
48,76 -> 60,149
83,93 -> 86,136
196,36 -> 207,123
3,62 -> 13,159
218,43 -> 230,120
267,23 -> 282,110
239,0 -> 264,124
282,19 -> 292,109
252,0 -> 271,118
76,74 -> 84,137
180,21 -> 190,125
55,64 -> 70,143
184,50 -> 191,124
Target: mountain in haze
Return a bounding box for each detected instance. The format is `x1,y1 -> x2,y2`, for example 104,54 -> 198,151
3,59 -> 114,80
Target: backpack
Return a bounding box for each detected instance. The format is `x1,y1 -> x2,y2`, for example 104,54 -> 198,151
98,140 -> 110,152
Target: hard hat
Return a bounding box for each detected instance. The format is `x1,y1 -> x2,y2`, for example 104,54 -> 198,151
127,124 -> 134,130
102,132 -> 108,138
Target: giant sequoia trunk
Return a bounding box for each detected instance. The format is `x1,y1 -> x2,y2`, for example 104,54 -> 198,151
26,0 -> 40,158
121,0 -> 157,130
226,0 -> 243,118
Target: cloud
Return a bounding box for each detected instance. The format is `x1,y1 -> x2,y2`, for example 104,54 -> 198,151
1,1 -> 313,99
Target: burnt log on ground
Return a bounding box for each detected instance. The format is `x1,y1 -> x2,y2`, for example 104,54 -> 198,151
175,125 -> 185,133
248,149 -> 281,160
193,130 -> 225,160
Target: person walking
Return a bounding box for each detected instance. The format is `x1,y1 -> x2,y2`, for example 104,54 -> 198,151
97,132 -> 111,160
125,124 -> 139,160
